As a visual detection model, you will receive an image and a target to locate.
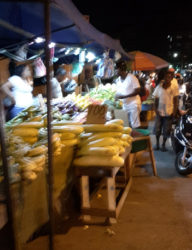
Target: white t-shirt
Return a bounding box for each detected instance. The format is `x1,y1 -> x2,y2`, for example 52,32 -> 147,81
51,77 -> 63,98
116,73 -> 141,110
9,75 -> 33,108
153,82 -> 179,116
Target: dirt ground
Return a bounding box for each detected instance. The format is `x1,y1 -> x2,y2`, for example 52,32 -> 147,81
23,122 -> 192,250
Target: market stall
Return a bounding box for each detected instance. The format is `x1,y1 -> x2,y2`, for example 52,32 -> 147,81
0,1 -> 129,250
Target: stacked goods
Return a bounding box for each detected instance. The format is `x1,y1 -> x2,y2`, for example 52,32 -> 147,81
19,145 -> 47,181
88,84 -> 122,109
0,132 -> 48,182
52,124 -> 84,148
35,128 -> 63,156
12,122 -> 43,144
63,93 -> 91,110
73,119 -> 133,168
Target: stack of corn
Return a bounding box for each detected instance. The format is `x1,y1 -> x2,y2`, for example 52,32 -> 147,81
11,121 -> 44,145
37,128 -> 62,156
73,119 -> 133,168
18,145 -> 48,181
52,122 -> 84,148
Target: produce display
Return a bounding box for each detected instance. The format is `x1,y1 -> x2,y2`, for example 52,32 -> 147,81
1,82 -> 133,184
1,108 -> 86,183
73,119 -> 133,168
88,83 -> 122,109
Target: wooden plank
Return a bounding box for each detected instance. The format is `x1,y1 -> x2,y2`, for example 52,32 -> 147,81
116,177 -> 133,217
75,166 -> 115,177
80,176 -> 91,222
106,177 -> 116,222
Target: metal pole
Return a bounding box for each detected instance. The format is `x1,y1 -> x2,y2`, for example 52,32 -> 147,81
44,1 -> 54,250
0,100 -> 16,250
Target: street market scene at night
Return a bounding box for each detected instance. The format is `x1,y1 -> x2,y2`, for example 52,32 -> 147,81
0,1 -> 192,249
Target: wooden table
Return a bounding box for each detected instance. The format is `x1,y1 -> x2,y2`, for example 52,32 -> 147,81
75,146 -> 133,224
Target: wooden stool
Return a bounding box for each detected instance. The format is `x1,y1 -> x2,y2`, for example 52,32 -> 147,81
130,135 -> 157,176
75,147 -> 132,224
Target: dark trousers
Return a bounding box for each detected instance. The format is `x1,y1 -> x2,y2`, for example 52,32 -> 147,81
154,114 -> 173,139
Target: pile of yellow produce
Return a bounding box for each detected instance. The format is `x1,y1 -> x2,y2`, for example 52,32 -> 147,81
73,119 -> 133,168
19,145 -> 47,181
52,123 -> 84,148
64,93 -> 91,110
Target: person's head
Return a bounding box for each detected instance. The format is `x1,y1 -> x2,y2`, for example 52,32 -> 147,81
9,61 -> 31,78
55,67 -> 66,82
115,60 -> 128,78
84,65 -> 93,79
175,73 -> 183,85
164,71 -> 172,84
167,67 -> 175,79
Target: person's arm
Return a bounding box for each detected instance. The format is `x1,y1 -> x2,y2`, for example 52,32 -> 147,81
173,96 -> 179,116
0,81 -> 15,105
154,97 -> 159,115
115,87 -> 140,99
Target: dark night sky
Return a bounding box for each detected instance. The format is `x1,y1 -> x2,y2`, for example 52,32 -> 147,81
72,0 -> 191,59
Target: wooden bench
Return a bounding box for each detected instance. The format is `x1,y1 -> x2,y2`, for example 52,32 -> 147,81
75,147 -> 133,224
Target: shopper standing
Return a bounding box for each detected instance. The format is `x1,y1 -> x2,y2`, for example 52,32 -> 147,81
115,60 -> 141,128
153,71 -> 179,151
0,61 -> 34,121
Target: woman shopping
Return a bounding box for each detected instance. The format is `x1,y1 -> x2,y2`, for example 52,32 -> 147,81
0,61 -> 34,121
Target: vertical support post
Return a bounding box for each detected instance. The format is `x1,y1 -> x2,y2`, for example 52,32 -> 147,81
44,1 -> 54,250
0,100 -> 16,250
80,176 -> 91,222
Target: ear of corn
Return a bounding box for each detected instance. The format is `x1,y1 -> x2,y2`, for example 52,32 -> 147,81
52,125 -> 84,134
87,137 -> 115,147
87,132 -> 122,143
73,155 -> 124,168
82,124 -> 123,133
60,133 -> 76,140
61,138 -> 79,147
77,145 -> 118,157
123,127 -> 132,134
106,119 -> 124,126
14,121 -> 44,128
12,128 -> 38,137
27,145 -> 48,157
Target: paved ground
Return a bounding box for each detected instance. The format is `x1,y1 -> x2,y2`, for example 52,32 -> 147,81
24,121 -> 192,250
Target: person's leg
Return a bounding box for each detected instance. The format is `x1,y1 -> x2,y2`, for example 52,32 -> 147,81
153,114 -> 162,150
129,105 -> 141,129
161,116 -> 172,151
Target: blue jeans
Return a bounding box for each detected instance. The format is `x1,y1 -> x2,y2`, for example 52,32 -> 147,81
6,106 -> 24,121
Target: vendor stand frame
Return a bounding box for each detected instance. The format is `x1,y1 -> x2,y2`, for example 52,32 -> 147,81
0,0 -> 54,249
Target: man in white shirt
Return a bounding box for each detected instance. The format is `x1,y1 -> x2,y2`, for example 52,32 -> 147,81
115,60 -> 141,128
51,68 -> 66,99
153,71 -> 179,151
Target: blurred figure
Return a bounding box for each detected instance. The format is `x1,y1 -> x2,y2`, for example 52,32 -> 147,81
153,71 -> 179,151
0,61 -> 34,121
78,64 -> 101,93
115,60 -> 141,128
51,67 -> 66,98
175,73 -> 185,97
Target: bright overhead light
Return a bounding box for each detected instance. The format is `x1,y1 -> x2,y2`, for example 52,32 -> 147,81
49,42 -> 56,48
86,52 -> 95,62
173,52 -> 178,58
74,48 -> 81,55
35,37 -> 45,43
79,50 -> 85,62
